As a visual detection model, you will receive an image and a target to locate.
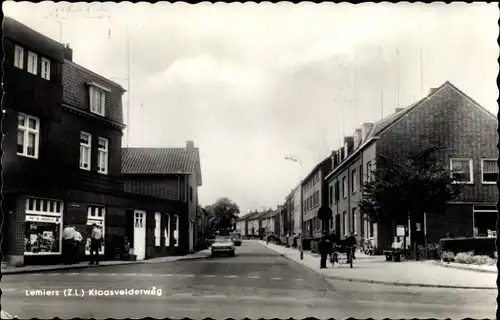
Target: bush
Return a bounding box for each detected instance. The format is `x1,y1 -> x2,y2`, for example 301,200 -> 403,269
417,243 -> 440,260
441,251 -> 455,263
455,251 -> 474,264
439,237 -> 496,258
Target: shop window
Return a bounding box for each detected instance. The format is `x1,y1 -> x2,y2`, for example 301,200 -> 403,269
86,205 -> 105,255
24,197 -> 63,255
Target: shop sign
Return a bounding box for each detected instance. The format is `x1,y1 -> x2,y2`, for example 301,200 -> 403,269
26,215 -> 59,224
87,219 -> 103,226
70,203 -> 80,208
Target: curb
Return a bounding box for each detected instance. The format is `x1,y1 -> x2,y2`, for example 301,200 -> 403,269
439,262 -> 497,274
2,253 -> 211,275
261,243 -> 496,291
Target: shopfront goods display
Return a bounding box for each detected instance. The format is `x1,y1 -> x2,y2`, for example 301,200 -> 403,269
24,215 -> 61,254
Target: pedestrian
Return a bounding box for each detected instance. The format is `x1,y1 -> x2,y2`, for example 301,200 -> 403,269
89,223 -> 103,265
73,227 -> 83,264
62,224 -> 76,265
319,233 -> 330,269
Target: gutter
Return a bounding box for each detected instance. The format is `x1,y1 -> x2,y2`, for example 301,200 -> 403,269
325,136 -> 380,181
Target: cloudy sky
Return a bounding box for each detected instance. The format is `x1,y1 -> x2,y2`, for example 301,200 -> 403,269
4,2 -> 498,213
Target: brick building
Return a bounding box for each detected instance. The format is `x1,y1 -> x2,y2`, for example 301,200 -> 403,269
301,157 -> 332,239
121,143 -> 203,255
2,17 -> 192,266
325,81 -> 498,251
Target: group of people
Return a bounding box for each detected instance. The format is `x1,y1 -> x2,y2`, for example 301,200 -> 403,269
318,231 -> 358,269
62,223 -> 103,265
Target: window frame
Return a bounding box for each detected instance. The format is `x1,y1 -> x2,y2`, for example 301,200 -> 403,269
27,51 -> 38,75
79,131 -> 92,171
89,85 -> 108,116
17,113 -> 40,159
342,176 -> 347,199
14,45 -> 24,69
154,212 -> 161,246
450,158 -> 474,184
352,169 -> 357,194
366,161 -> 373,182
41,57 -> 51,80
481,158 -> 498,185
97,137 -> 109,174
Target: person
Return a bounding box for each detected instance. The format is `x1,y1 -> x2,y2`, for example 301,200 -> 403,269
89,223 -> 103,265
73,227 -> 83,263
62,224 -> 76,264
344,232 -> 357,263
318,233 -> 331,269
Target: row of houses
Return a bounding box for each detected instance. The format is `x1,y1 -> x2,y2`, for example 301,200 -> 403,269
235,207 -> 283,237
2,17 -> 209,267
239,81 -> 498,251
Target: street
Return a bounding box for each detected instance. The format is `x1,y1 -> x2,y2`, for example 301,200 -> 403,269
2,241 -> 495,319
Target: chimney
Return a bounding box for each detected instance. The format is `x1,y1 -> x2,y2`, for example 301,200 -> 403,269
428,88 -> 438,96
62,43 -> 73,61
361,123 -> 374,140
186,140 -> 195,149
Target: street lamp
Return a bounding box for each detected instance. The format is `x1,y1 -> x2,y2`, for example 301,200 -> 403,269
285,155 -> 304,260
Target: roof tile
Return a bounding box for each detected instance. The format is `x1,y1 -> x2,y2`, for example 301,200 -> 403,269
122,148 -> 200,175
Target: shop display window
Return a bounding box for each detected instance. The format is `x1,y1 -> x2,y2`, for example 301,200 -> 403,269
24,197 -> 63,255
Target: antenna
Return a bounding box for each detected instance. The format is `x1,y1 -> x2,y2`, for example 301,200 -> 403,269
126,24 -> 131,147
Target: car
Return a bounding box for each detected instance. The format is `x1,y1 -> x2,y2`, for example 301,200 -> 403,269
211,236 -> 236,257
230,232 -> 242,246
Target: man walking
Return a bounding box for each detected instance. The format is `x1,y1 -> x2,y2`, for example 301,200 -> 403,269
89,223 -> 103,265
62,224 -> 75,265
319,232 -> 331,269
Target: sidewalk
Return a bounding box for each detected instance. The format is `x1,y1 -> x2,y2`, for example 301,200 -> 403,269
2,249 -> 211,275
260,241 -> 496,290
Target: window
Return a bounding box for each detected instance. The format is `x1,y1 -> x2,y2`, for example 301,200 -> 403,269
189,186 -> 193,202
352,169 -> 357,193
86,206 -> 105,255
343,211 -> 348,236
27,51 -> 38,75
41,57 -> 51,80
352,208 -> 357,234
17,113 -> 40,158
154,212 -> 161,246
481,159 -> 498,184
80,132 -> 91,170
89,86 -> 106,116
366,161 -> 373,182
24,197 -> 64,255
14,45 -> 24,69
342,176 -> 347,199
97,137 -> 109,174
173,215 -> 179,247
164,213 -> 170,246
329,186 -> 333,206
450,159 -> 473,184
334,181 -> 340,202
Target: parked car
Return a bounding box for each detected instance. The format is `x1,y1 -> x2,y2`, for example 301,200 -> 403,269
231,232 -> 242,246
211,236 -> 236,257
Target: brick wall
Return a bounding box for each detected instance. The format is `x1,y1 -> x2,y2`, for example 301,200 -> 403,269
377,84 -> 498,204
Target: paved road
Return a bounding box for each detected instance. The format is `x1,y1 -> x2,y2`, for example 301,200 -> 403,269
2,241 -> 495,318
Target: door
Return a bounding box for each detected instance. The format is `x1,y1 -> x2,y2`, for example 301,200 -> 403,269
189,220 -> 194,252
133,210 -> 146,260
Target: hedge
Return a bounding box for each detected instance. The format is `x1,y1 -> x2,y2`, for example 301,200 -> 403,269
439,237 -> 496,258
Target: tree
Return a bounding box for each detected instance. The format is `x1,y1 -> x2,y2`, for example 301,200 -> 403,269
204,197 -> 241,234
359,146 -> 462,258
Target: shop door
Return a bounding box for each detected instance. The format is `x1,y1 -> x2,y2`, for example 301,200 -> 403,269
133,210 -> 146,260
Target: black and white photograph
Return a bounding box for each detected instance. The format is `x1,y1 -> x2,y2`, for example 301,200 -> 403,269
1,1 -> 498,319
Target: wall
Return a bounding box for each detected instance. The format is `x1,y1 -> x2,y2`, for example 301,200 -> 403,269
376,84 -> 498,204
124,175 -> 186,201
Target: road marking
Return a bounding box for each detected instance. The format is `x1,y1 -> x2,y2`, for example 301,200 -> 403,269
2,288 -> 16,292
142,274 -> 153,277
32,273 -> 43,276
50,273 -> 60,276
224,275 -> 238,278
248,276 -> 260,279
123,273 -> 137,276
172,293 -> 194,297
270,277 -> 282,280
86,273 -> 99,276
68,273 -> 79,276
108,273 -> 117,276
294,278 -> 305,281
161,274 -> 174,277
178,274 -> 195,277
203,275 -> 216,278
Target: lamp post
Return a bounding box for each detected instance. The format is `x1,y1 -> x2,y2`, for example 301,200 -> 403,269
285,155 -> 304,260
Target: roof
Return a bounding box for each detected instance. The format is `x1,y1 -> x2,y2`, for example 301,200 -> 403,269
301,155 -> 332,186
122,147 -> 202,186
65,60 -> 126,93
3,17 -> 64,63
325,81 -> 491,180
246,210 -> 268,220
237,212 -> 257,221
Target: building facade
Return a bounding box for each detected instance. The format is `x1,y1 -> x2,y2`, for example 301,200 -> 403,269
325,81 -> 498,251
301,157 -> 332,239
121,143 -> 203,255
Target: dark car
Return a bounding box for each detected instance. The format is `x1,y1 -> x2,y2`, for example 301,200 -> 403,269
230,232 -> 242,246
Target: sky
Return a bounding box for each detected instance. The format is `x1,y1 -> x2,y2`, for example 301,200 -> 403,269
4,2 -> 498,214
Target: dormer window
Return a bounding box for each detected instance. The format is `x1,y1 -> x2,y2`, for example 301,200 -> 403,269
88,83 -> 110,116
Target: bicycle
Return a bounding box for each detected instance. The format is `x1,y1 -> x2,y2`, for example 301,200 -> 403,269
330,245 -> 353,268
